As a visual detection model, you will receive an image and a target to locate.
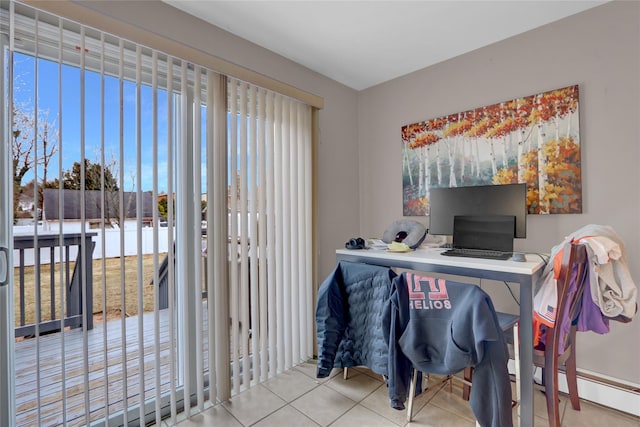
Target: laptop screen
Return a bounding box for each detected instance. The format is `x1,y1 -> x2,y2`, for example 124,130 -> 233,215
452,215 -> 516,252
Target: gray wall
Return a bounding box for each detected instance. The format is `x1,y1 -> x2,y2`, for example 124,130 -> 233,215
358,1 -> 640,384
84,1 -> 638,385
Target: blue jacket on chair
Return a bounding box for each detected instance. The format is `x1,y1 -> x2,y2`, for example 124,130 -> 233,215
383,272 -> 513,427
315,261 -> 396,378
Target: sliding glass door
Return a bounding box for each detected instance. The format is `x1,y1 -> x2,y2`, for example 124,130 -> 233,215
1,2 -> 314,425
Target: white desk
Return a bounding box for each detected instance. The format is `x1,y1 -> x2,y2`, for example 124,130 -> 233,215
336,247 -> 545,427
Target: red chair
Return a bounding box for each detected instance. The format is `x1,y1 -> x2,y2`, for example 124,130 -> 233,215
464,242 -> 587,426
535,242 -> 585,426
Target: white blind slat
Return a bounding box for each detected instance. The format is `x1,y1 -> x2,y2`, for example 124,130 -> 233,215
282,97 -> 292,370
205,70 -> 218,405
56,14 -> 70,423
305,109 -> 314,358
290,102 -> 300,364
179,61 -> 191,419
248,84 -> 260,385
193,65 -> 205,411
228,79 -> 240,393
98,30 -> 111,422
117,37 -> 130,426
239,81 -> 250,391
166,55 -> 178,424
273,94 -> 284,374
265,91 -> 277,377
257,88 -> 269,382
135,44 -> 146,425
151,50 -> 162,425
79,25 -> 91,426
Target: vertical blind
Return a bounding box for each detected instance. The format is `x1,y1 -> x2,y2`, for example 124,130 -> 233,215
2,1 -> 314,426
226,78 -> 314,395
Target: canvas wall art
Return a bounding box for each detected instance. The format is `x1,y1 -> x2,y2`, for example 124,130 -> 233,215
401,84 -> 581,216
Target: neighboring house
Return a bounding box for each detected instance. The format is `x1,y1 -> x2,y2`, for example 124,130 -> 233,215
43,189 -> 155,228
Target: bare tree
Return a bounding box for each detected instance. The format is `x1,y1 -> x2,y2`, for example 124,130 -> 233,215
12,103 -> 58,221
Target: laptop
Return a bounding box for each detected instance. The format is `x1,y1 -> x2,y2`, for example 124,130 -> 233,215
441,215 -> 515,260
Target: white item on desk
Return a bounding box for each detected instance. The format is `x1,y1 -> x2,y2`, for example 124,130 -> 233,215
367,238 -> 389,250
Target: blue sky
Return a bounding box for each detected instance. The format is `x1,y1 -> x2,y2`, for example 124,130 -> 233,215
14,52 -> 176,193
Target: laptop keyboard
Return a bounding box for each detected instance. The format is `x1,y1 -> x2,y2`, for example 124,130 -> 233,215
441,248 -> 512,260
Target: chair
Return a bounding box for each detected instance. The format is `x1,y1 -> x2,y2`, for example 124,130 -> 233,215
461,312 -> 519,401
535,242 -> 586,425
406,312 -> 519,424
462,242 -> 587,427
388,274 -> 513,427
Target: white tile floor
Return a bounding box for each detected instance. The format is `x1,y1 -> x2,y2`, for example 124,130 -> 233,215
166,360 -> 639,427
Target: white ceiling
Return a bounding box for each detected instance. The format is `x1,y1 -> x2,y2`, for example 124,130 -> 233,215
163,1 -> 607,91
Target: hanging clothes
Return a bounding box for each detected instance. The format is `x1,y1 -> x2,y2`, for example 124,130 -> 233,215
383,272 -> 513,427
532,224 -> 637,350
315,261 -> 396,378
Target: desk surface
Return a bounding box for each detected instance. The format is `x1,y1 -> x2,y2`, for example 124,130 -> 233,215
336,247 -> 544,277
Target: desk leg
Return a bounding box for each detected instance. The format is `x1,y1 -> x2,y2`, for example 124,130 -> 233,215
519,277 -> 534,427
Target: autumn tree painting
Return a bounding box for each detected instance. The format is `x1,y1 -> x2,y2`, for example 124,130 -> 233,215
402,85 -> 581,216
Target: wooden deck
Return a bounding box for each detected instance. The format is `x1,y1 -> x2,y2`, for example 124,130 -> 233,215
14,307 -> 209,426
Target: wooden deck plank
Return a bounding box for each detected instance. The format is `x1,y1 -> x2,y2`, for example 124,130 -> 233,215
14,307 -> 210,426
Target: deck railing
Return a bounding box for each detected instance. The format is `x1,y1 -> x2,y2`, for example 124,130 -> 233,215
13,232 -> 96,338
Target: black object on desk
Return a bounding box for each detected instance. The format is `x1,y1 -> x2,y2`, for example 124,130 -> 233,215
442,247 -> 512,260
442,215 -> 515,260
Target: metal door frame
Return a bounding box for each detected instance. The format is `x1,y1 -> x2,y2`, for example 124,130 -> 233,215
0,28 -> 17,427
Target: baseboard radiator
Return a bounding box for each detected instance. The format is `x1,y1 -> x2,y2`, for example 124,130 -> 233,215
507,361 -> 640,417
